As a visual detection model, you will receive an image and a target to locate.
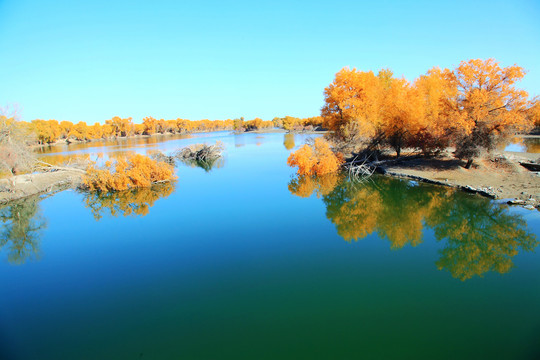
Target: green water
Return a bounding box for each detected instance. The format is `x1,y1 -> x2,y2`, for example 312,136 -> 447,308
1,132 -> 539,359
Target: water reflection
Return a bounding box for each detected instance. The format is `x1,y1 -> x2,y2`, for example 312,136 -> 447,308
288,173 -> 344,198
427,193 -> 538,280
37,153 -> 92,167
234,135 -> 246,148
82,182 -> 176,220
504,137 -> 540,153
36,134 -> 193,155
0,195 -> 46,264
180,157 -> 225,172
522,137 -> 540,153
289,175 -> 538,280
283,133 -> 295,150
40,150 -> 136,167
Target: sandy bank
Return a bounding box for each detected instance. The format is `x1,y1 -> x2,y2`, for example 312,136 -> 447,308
381,151 -> 540,209
0,170 -> 84,204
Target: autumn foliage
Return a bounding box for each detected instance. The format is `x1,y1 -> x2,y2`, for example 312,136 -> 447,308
19,113 -> 324,147
274,116 -> 324,132
26,117 -> 242,144
287,138 -> 344,176
322,59 -> 536,164
83,154 -> 175,192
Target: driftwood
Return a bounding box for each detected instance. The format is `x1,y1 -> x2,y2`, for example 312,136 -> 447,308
346,157 -> 376,182
150,152 -> 176,165
345,154 -> 422,182
174,142 -> 224,163
149,142 -> 225,171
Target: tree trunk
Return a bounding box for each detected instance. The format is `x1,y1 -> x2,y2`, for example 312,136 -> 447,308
465,158 -> 473,169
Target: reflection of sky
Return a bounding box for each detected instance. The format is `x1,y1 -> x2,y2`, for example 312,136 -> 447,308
37,131 -> 323,162
504,143 -> 526,152
504,137 -> 540,153
36,131 -> 324,168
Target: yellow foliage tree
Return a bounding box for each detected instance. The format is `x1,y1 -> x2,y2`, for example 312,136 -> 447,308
450,59 -> 532,167
83,154 -> 175,192
322,68 -> 384,144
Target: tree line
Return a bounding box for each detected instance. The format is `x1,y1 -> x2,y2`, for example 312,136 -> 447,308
2,114 -> 326,146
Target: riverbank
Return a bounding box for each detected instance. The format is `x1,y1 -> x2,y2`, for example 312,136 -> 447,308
380,150 -> 540,210
0,170 -> 84,204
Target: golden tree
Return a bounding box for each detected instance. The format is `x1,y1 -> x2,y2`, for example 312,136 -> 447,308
526,96 -> 540,129
321,67 -> 383,143
450,59 -> 532,168
143,116 -> 157,135
105,116 -> 134,137
379,72 -> 424,157
412,67 -> 458,154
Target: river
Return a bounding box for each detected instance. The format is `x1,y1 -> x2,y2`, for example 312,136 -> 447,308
1,131 -> 539,359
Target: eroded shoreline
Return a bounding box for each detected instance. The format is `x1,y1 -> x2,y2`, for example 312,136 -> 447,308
377,151 -> 540,210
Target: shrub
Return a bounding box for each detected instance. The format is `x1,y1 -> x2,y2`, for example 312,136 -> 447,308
287,138 -> 344,176
83,154 -> 175,192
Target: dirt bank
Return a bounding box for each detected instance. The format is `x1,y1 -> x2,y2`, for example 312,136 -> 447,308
0,170 -> 84,204
382,151 -> 540,209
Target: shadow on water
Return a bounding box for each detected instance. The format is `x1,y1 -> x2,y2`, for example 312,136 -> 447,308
289,174 -> 538,281
0,195 -> 47,264
82,182 -> 176,220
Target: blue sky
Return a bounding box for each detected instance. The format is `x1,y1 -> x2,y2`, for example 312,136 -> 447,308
0,0 -> 539,124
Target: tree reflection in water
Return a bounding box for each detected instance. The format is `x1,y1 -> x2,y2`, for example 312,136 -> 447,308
83,182 -> 176,220
427,193 -> 537,280
179,157 -> 224,172
283,133 -> 295,150
0,195 -> 46,264
289,175 -> 538,281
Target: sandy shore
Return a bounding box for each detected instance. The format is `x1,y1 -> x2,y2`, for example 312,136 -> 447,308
0,170 -> 84,204
382,150 -> 540,209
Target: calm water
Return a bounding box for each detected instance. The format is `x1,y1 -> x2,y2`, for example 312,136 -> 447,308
1,132 -> 540,359
504,136 -> 540,153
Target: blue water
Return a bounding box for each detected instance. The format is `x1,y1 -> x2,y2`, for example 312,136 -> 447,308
1,132 -> 539,359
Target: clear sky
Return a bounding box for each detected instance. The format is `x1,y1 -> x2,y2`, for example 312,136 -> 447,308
0,0 -> 539,124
